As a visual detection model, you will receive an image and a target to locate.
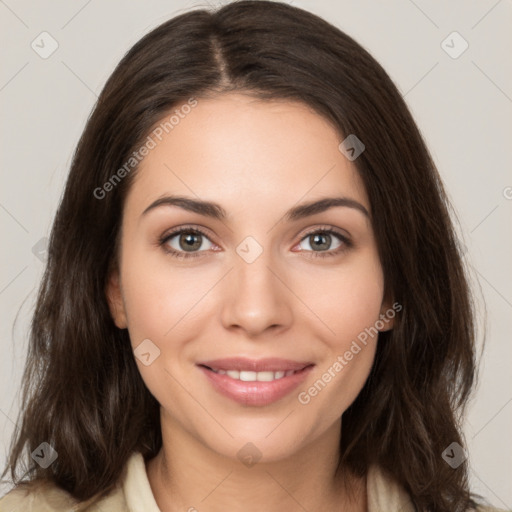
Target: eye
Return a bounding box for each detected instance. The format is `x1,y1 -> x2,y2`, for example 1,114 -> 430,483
159,226 -> 215,259
158,225 -> 352,260
295,227 -> 352,258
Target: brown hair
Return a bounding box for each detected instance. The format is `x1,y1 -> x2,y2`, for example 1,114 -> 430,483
2,1 -> 481,510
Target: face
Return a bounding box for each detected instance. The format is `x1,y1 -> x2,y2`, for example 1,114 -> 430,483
107,92 -> 393,462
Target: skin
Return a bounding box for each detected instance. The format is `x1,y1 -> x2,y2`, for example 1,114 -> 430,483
107,92 -> 394,512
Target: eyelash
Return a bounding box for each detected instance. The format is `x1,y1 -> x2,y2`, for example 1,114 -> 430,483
158,225 -> 353,260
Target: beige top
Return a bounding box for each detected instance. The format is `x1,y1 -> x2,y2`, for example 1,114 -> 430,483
0,451 -> 504,511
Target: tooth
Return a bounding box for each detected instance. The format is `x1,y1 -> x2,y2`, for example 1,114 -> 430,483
256,371 -> 275,382
220,369 -> 296,381
239,371 -> 257,381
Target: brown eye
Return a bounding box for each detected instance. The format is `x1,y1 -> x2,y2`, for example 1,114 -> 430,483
160,227 -> 214,259
296,228 -> 352,258
305,232 -> 335,251
175,232 -> 204,252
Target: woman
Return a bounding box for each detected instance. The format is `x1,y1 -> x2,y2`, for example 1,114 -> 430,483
0,1 -> 504,511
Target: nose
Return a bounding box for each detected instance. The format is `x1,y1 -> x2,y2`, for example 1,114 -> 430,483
220,245 -> 293,337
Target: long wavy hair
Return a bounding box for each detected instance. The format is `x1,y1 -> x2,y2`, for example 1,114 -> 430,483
2,1 -> 480,510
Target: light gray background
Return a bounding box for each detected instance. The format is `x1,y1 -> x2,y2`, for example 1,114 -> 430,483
1,0 -> 511,507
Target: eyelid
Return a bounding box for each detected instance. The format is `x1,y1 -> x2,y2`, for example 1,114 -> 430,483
297,224 -> 351,241
159,223 -> 215,242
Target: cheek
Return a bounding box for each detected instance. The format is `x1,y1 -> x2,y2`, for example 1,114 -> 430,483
118,248 -> 212,412
295,255 -> 383,420
119,247 -> 212,346
301,342 -> 377,435
300,252 -> 385,344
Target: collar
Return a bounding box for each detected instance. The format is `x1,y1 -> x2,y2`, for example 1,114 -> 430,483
122,452 -> 415,512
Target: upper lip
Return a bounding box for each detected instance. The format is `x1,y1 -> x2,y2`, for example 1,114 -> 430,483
197,357 -> 314,372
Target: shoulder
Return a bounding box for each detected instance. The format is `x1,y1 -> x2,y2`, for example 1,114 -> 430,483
0,480 -> 127,512
366,464 -> 509,512
0,480 -> 78,511
473,506 -> 511,512
0,452 -> 148,511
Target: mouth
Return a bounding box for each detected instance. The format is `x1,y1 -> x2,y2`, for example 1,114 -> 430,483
196,357 -> 315,407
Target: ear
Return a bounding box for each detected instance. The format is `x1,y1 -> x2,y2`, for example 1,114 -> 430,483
106,269 -> 128,329
377,297 -> 397,332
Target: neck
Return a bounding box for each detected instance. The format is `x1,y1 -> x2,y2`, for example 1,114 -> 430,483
146,410 -> 367,512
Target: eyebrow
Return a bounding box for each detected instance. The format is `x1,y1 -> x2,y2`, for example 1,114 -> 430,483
141,195 -> 369,221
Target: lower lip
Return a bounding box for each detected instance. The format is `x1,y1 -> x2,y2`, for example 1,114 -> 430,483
198,365 -> 314,407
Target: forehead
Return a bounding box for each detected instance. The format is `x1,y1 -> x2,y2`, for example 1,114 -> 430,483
126,92 -> 369,216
